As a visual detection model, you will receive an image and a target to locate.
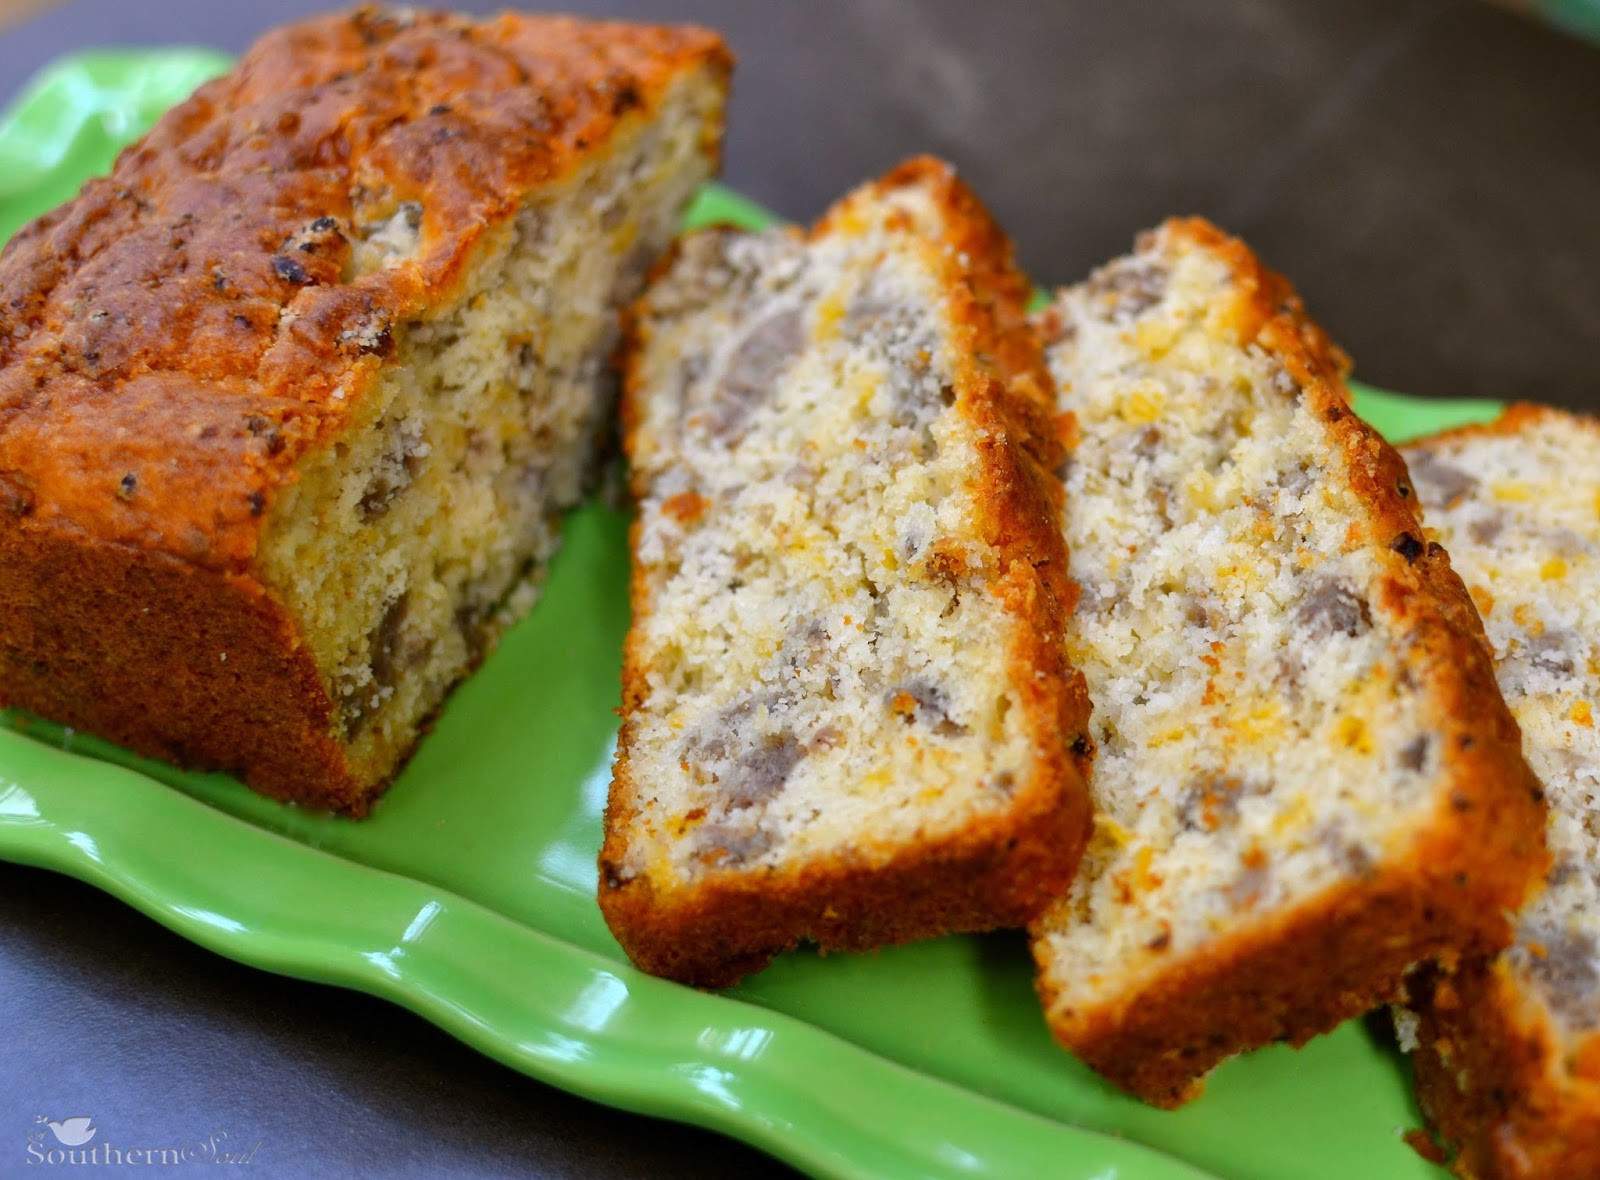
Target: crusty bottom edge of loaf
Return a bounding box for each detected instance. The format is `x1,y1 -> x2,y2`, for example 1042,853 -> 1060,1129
1405,959 -> 1600,1180
601,768 -> 1089,988
0,542 -> 562,817
0,537 -> 355,808
1032,756 -> 1546,1107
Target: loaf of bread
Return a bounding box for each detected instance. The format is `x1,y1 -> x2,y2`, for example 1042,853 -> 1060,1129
1400,405 -> 1600,1178
599,158 -> 1093,987
1027,218 -> 1546,1106
0,9 -> 730,812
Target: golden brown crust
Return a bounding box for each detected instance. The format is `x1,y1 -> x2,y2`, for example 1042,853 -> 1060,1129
1408,960 -> 1600,1179
0,8 -> 729,561
0,525 -> 356,808
0,8 -> 731,811
602,158 -> 1091,986
1397,401 -> 1560,457
1031,218 -> 1547,1106
601,762 -> 1086,988
883,158 -> 1092,789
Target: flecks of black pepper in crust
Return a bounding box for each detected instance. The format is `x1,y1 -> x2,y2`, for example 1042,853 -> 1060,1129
271,255 -> 313,285
117,472 -> 138,501
280,216 -> 346,259
246,415 -> 286,456
1391,532 -> 1425,563
610,80 -> 641,114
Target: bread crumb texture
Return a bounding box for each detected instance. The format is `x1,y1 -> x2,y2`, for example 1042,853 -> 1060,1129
259,68 -> 723,793
602,159 -> 1088,985
1410,413 -> 1600,1031
1028,219 -> 1543,1104
0,9 -> 730,810
1403,406 -> 1600,1179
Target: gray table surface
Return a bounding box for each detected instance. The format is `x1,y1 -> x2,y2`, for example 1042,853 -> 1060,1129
2,1 -> 1598,1177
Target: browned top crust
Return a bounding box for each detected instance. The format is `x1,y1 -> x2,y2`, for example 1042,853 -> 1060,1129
1401,400 -> 1556,451
843,157 -> 1080,658
0,6 -> 729,570
822,157 -> 1066,490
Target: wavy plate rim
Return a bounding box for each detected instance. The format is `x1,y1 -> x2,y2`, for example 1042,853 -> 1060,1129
0,728 -> 1213,1180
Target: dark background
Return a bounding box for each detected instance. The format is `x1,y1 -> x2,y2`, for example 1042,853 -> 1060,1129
2,1 -> 1597,1177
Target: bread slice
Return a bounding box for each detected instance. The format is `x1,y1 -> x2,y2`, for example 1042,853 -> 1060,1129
0,10 -> 730,812
600,158 -> 1092,987
1400,405 -> 1600,1178
1027,218 -> 1547,1106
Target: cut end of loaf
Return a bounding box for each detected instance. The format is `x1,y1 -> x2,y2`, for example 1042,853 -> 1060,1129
1029,218 -> 1544,1103
258,71 -> 724,808
601,160 -> 1090,984
0,11 -> 731,816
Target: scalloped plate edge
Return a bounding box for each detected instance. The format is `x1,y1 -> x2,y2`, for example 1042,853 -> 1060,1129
0,729 -> 1211,1180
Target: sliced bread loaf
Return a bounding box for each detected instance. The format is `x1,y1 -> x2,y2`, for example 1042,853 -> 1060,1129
1402,406 -> 1600,1179
600,158 -> 1092,987
0,10 -> 730,812
1028,219 -> 1546,1105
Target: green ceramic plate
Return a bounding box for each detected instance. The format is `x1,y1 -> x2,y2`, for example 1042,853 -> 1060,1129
0,50 -> 1506,1180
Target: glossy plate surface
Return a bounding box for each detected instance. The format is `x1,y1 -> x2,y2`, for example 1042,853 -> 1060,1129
0,50 -> 1504,1180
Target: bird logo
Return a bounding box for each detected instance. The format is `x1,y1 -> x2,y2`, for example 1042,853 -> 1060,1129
39,1116 -> 97,1147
